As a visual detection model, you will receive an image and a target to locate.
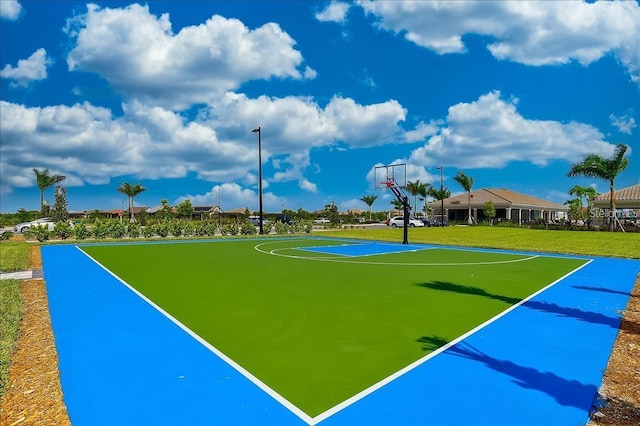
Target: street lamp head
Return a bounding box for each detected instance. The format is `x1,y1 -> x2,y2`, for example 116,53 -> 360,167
252,127 -> 260,133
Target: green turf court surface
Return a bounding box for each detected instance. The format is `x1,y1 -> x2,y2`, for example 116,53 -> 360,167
81,238 -> 587,417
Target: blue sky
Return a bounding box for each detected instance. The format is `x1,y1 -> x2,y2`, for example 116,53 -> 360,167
1,0 -> 638,214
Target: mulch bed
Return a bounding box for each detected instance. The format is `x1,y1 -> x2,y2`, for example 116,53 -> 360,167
0,243 -> 638,425
589,275 -> 640,425
0,245 -> 70,426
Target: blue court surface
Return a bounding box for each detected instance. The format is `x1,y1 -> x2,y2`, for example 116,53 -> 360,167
41,239 -> 639,426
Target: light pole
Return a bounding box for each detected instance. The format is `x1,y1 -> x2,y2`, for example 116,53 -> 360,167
437,166 -> 444,225
217,187 -> 221,227
252,126 -> 264,234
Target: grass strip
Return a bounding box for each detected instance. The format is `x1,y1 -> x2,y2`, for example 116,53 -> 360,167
323,226 -> 640,259
0,279 -> 23,400
0,241 -> 30,272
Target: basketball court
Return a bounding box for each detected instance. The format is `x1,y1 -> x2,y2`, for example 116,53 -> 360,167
41,237 -> 639,425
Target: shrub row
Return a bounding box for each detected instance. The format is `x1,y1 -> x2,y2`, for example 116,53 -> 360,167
25,219 -> 314,241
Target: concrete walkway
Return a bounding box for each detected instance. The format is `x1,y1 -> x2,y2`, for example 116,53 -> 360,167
0,269 -> 43,280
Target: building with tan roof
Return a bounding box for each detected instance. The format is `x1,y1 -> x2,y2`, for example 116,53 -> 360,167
590,184 -> 640,228
428,188 -> 568,224
591,183 -> 640,209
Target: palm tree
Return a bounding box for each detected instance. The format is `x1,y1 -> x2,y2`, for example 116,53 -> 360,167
568,185 -> 598,222
406,180 -> 426,215
567,143 -> 629,230
33,168 -> 66,215
360,195 -> 378,221
427,186 -> 451,201
453,171 -> 475,224
427,186 -> 450,223
417,182 -> 431,218
117,182 -> 147,222
390,198 -> 404,211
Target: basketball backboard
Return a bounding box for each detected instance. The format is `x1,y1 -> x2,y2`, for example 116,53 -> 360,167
373,163 -> 407,190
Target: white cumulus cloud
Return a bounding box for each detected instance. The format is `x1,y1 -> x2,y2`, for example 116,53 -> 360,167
357,0 -> 640,84
1,48 -> 50,87
609,113 -> 637,135
409,91 -> 618,169
315,1 -> 351,23
0,0 -> 22,20
65,3 -> 315,109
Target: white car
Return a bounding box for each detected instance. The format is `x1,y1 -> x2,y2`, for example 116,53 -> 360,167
314,218 -> 330,224
14,218 -> 74,233
14,217 -> 56,233
387,216 -> 425,228
249,216 -> 270,226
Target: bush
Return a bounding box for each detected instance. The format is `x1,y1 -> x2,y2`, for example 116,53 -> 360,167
108,220 -> 126,239
193,221 -> 207,237
53,221 -> 74,240
240,220 -> 257,235
127,222 -> 141,238
183,221 -> 195,237
301,220 -> 313,233
74,221 -> 89,240
221,222 -> 238,236
155,221 -> 170,237
0,231 -> 13,240
169,220 -> 183,237
274,221 -> 289,235
91,219 -> 109,239
142,224 -> 155,238
27,224 -> 49,242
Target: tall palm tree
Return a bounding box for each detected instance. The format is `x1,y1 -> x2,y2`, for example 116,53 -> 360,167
427,186 -> 450,223
33,168 -> 66,215
453,171 -> 474,224
117,182 -> 146,222
427,186 -> 451,201
406,180 -> 425,215
567,143 -> 629,231
417,182 -> 431,218
360,194 -> 378,221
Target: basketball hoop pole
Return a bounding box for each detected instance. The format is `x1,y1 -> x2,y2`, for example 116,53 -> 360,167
374,163 -> 410,244
384,178 -> 411,244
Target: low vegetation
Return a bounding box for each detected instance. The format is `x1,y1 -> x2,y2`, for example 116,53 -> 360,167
0,280 -> 22,400
0,241 -> 30,272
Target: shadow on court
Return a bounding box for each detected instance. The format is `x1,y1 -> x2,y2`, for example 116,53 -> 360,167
572,285 -> 634,297
416,336 -> 598,410
418,280 -> 623,330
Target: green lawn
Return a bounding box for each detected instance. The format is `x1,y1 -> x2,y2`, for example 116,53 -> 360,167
0,279 -> 22,400
0,241 -> 30,273
82,238 -> 586,416
323,226 -> 640,259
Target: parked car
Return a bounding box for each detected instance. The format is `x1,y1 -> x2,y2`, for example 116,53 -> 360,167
14,217 -> 73,233
249,216 -> 270,226
314,218 -> 330,224
274,214 -> 294,225
419,218 -> 433,227
387,216 -> 425,228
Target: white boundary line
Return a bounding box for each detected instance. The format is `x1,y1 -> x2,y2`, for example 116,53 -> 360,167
255,240 -> 541,266
74,246 -> 315,425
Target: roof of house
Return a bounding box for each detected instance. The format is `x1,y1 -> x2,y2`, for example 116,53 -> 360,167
428,188 -> 568,211
592,184 -> 640,208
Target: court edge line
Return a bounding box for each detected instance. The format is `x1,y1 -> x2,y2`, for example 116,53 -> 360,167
258,243 -> 541,266
74,246 -> 314,425
310,257 -> 595,425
